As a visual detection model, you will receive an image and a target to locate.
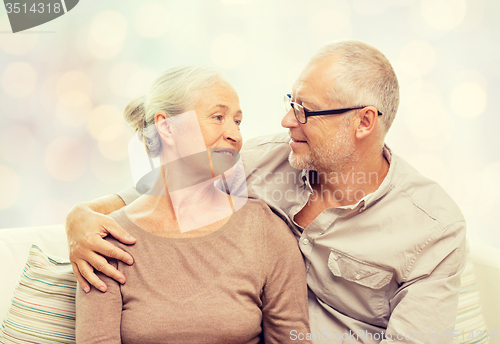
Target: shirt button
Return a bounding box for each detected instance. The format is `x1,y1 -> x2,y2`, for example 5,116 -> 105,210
303,238 -> 309,245
355,273 -> 361,280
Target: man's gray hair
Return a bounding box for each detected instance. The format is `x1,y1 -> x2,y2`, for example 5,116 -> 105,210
310,40 -> 399,136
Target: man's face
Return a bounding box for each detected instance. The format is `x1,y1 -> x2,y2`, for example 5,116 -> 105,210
281,59 -> 357,173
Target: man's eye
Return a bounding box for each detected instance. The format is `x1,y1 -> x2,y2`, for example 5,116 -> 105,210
213,115 -> 223,121
234,119 -> 242,126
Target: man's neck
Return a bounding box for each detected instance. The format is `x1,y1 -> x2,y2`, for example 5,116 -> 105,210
294,150 -> 389,229
312,149 -> 389,208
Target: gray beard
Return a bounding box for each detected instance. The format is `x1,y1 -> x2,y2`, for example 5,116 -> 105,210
288,124 -> 356,173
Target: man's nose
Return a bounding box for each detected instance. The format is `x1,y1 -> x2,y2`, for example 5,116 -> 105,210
281,108 -> 299,128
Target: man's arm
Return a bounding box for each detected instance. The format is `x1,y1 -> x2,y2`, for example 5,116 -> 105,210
65,194 -> 136,293
382,221 -> 467,344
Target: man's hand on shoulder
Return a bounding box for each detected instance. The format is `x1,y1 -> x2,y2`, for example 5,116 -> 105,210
65,195 -> 136,293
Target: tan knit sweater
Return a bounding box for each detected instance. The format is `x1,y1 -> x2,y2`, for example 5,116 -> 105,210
76,199 -> 311,343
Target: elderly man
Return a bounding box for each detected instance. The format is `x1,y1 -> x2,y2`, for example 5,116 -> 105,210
67,40 -> 466,343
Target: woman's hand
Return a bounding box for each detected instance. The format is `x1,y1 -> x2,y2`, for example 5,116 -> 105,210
65,196 -> 136,293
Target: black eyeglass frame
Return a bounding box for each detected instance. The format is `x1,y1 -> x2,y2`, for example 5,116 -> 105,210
284,94 -> 383,124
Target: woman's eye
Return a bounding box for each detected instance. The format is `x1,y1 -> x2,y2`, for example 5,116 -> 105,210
213,115 -> 223,121
234,120 -> 242,126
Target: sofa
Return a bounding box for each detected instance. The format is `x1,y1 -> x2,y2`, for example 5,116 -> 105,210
1,224 -> 499,341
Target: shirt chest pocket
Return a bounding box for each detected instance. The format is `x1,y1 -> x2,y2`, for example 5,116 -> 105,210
323,249 -> 394,325
327,250 -> 393,289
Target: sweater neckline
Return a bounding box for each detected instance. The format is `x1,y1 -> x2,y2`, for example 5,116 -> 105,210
109,204 -> 244,244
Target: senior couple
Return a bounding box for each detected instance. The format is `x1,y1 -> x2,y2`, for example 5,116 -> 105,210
68,40 -> 466,343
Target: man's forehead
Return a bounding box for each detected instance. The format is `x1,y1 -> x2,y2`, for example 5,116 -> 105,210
292,63 -> 337,105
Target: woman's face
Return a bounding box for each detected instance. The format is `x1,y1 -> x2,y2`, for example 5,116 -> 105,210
194,81 -> 243,154
191,81 -> 243,177
158,81 -> 243,180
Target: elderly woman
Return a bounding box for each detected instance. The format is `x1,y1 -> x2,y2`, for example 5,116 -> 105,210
75,66 -> 311,343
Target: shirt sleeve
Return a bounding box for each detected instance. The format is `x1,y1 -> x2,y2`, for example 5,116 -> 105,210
116,187 -> 142,206
75,258 -> 122,343
261,208 -> 312,344
381,221 -> 467,344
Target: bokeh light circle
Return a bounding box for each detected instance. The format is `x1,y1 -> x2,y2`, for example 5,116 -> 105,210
90,147 -> 131,184
109,62 -> 141,97
0,165 -> 21,209
399,40 -> 436,76
393,61 -> 422,104
220,0 -> 252,3
421,0 -> 466,31
40,74 -> 59,115
30,199 -> 71,226
211,33 -> 246,69
0,15 -> 38,55
134,3 -> 169,37
88,11 -> 127,59
56,91 -> 92,127
56,71 -> 93,97
407,83 -> 452,150
1,62 -> 37,98
44,137 -> 88,181
450,82 -> 487,119
0,125 -> 36,163
407,154 -> 448,188
308,10 -> 352,44
108,63 -> 156,98
126,69 -> 157,99
482,162 -> 500,199
88,105 -> 124,142
352,0 -> 389,16
98,130 -> 132,162
458,170 -> 495,217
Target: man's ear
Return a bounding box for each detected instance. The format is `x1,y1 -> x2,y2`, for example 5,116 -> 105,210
355,107 -> 378,140
155,111 -> 174,146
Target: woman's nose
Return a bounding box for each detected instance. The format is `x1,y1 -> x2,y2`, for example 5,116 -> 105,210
223,123 -> 242,144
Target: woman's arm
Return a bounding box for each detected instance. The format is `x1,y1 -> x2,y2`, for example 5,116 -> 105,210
75,258 -> 123,343
66,193 -> 136,292
261,212 -> 312,344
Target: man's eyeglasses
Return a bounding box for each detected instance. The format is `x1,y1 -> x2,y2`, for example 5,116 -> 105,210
283,94 -> 383,124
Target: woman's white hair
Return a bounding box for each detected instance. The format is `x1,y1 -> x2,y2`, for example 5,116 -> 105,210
124,65 -> 227,157
310,40 -> 400,138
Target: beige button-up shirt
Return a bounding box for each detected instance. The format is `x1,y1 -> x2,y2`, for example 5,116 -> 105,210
119,132 -> 466,344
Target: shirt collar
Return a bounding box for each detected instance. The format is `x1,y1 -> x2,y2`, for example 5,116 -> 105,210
359,144 -> 395,212
300,144 -> 396,212
300,169 -> 308,186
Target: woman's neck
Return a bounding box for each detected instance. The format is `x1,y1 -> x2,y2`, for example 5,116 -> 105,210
125,167 -> 235,237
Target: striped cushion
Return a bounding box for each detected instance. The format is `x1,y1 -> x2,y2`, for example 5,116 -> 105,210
453,243 -> 489,344
0,245 -> 76,344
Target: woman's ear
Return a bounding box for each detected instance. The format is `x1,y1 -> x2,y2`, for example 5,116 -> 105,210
155,111 -> 174,146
